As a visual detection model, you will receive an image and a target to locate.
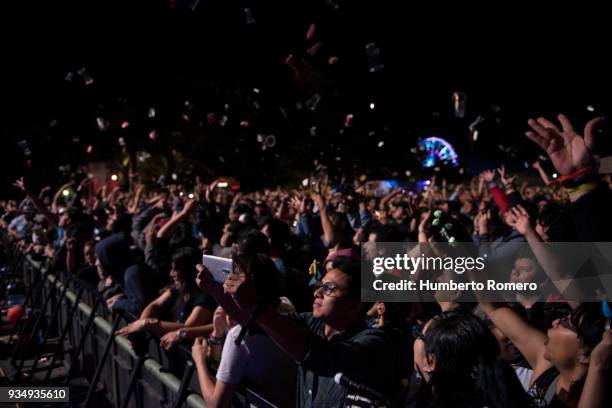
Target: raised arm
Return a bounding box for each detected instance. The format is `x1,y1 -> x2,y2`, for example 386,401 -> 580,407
14,177 -> 59,225
467,264 -> 552,380
532,161 -> 552,186
578,329 -> 612,408
526,113 -> 612,241
157,199 -> 197,240
312,192 -> 335,248
509,205 -> 582,308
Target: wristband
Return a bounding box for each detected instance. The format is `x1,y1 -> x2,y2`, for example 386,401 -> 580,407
207,334 -> 225,345
565,182 -> 600,202
557,166 -> 597,188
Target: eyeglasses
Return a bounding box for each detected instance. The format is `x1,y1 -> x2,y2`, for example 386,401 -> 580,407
557,315 -> 577,333
314,281 -> 340,296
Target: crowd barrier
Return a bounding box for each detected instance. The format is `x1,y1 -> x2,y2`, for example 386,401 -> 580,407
1,233 -> 278,408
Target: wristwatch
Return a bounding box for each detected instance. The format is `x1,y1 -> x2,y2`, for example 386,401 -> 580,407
176,328 -> 187,339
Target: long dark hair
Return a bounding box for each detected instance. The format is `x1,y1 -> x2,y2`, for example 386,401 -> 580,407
570,302 -> 607,356
232,253 -> 281,309
171,247 -> 200,301
424,311 -> 530,408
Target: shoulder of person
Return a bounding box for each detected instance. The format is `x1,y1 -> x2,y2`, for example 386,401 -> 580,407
282,311 -> 321,330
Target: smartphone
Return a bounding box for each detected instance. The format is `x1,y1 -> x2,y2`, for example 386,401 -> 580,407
202,255 -> 234,284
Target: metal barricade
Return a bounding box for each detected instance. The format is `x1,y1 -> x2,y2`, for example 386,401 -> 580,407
5,247 -> 279,408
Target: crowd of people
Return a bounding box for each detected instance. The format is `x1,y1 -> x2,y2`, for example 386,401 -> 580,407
2,113 -> 612,407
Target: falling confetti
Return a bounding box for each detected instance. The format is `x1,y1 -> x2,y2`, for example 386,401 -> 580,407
77,67 -> 94,85
17,140 -> 32,156
244,8 -> 256,24
452,92 -> 467,118
96,117 -> 110,132
306,23 -> 316,40
344,114 -> 354,128
305,93 -> 321,111
365,43 -> 384,73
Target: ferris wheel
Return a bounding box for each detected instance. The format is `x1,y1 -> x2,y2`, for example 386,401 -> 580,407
417,136 -> 459,167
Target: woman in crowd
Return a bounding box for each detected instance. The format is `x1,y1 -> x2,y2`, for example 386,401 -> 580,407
191,253 -> 297,408
115,246 -> 216,350
411,310 -> 531,408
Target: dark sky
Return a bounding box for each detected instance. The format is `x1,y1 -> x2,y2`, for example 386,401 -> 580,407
2,1 -> 611,191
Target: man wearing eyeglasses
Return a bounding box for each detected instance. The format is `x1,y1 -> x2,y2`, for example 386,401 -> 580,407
198,255 -> 401,407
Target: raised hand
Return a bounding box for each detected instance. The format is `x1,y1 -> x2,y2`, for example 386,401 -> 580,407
589,329 -> 612,371
509,205 -> 533,236
222,268 -> 258,314
526,114 -> 604,176
497,165 -> 516,187
479,169 -> 496,183
13,177 -> 27,193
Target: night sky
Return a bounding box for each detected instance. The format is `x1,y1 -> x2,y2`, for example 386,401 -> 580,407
2,1 -> 611,193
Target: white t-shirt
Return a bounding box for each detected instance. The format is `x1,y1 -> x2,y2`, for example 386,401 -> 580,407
512,364 -> 534,391
216,325 -> 296,406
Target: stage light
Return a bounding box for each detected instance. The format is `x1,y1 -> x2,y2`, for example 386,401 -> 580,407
111,174 -> 118,181
369,102 -> 375,110
62,189 -> 70,197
